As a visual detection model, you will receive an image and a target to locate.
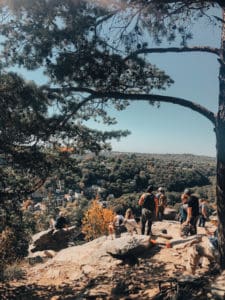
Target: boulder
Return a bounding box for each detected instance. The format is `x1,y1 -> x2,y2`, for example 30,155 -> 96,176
53,233 -> 152,266
29,226 -> 84,252
31,233 -> 154,282
163,207 -> 177,220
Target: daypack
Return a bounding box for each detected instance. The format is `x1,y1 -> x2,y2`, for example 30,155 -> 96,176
158,194 -> 166,206
139,193 -> 155,212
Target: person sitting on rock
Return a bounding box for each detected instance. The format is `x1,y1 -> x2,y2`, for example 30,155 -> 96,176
50,211 -> 69,231
123,208 -> 139,235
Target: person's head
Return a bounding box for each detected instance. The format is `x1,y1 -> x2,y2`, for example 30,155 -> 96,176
200,198 -> 206,203
184,188 -> 191,196
58,211 -> 64,217
158,187 -> 165,193
146,185 -> 153,193
125,208 -> 133,219
181,193 -> 189,203
114,207 -> 122,215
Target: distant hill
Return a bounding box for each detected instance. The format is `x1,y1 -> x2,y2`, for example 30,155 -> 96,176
111,151 -> 216,163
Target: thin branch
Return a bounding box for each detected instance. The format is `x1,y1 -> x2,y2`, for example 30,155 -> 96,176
124,46 -> 220,61
95,12 -> 118,27
214,15 -> 225,24
59,94 -> 96,128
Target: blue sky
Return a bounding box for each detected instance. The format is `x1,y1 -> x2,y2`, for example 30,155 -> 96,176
106,51 -> 219,157
94,9 -> 220,157
14,8 -> 220,157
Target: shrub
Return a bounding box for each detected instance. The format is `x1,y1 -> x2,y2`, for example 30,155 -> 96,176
81,199 -> 114,241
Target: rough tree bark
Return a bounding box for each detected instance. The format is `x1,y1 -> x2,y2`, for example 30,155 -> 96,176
216,6 -> 225,269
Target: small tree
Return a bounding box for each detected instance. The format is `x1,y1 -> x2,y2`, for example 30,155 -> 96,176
82,200 -> 114,241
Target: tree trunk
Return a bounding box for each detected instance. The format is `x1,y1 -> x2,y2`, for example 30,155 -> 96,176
216,7 -> 225,269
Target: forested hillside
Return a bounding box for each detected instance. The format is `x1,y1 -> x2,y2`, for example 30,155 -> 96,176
46,152 -> 216,203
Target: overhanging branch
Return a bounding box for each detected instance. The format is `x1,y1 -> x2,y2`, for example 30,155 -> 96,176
105,92 -> 216,125
45,87 -> 216,125
125,46 -> 220,61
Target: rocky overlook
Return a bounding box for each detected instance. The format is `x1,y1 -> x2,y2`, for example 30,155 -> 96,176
1,219 -> 225,299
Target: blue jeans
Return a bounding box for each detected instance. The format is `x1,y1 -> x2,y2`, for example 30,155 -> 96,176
198,215 -> 206,227
179,206 -> 187,224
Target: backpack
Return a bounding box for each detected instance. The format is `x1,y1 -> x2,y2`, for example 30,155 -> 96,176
140,193 -> 155,212
158,194 -> 166,206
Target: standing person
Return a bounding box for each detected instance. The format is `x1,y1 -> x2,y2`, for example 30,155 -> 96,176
179,188 -> 190,224
113,208 -> 125,238
138,185 -> 156,236
198,198 -> 208,227
123,208 -> 139,235
156,187 -> 167,221
185,194 -> 199,235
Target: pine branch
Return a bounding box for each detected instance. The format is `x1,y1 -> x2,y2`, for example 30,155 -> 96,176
125,46 -> 220,61
45,87 -> 216,125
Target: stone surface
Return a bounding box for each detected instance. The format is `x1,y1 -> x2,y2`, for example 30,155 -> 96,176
29,226 -> 83,252
2,220 -> 218,300
163,207 -> 177,220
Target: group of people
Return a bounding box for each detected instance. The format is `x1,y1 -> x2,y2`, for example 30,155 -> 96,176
110,185 -> 211,239
108,207 -> 139,239
109,185 -> 167,238
50,186 -> 210,241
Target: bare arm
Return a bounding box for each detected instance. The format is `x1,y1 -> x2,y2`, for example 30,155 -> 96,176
186,207 -> 192,222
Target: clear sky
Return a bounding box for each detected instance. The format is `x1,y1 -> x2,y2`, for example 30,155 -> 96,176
14,7 -> 221,158
91,9 -> 220,157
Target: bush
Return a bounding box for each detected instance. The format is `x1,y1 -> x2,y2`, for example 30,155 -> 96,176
81,199 -> 114,241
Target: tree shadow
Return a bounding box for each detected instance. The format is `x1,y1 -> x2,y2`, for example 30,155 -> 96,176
0,283 -> 75,299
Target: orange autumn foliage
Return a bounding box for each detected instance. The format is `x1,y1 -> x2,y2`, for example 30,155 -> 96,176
82,200 -> 114,241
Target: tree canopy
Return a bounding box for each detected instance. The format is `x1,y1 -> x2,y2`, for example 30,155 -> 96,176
0,0 -> 176,200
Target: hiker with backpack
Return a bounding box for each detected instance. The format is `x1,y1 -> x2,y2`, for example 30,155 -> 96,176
156,187 -> 167,221
183,193 -> 199,236
138,185 -> 156,236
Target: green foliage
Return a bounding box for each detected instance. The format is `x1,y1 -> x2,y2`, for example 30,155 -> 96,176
52,153 -> 214,199
0,1 -> 173,94
108,192 -> 141,217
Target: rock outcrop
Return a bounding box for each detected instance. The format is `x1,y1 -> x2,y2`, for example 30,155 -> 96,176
27,233 -> 154,283
163,207 -> 177,220
1,220 -> 220,300
29,226 -> 84,252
